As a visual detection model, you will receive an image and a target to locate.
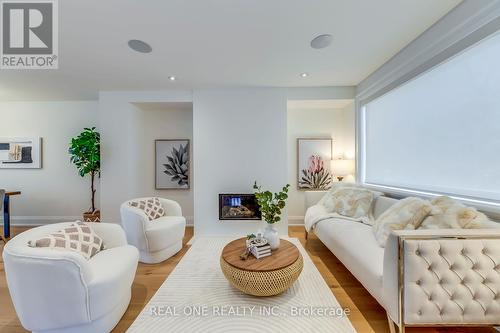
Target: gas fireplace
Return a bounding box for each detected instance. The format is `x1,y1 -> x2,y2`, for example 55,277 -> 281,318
218,194 -> 262,220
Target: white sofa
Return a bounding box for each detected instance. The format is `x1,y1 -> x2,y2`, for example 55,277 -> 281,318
305,191 -> 500,333
2,222 -> 139,333
120,197 -> 186,264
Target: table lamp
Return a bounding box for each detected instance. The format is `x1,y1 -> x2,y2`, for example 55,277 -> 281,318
330,158 -> 355,182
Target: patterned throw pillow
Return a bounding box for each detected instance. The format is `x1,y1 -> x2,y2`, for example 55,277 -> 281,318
372,197 -> 432,247
129,197 -> 165,221
322,187 -> 378,225
28,222 -> 104,260
317,182 -> 359,207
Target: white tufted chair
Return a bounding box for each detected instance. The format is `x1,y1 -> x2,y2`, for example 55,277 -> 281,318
384,229 -> 500,333
2,222 -> 139,333
120,197 -> 186,264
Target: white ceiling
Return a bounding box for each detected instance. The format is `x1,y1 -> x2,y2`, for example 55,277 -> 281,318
0,0 -> 461,101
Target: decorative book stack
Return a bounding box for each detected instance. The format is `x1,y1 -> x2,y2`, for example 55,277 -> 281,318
250,242 -> 271,259
245,236 -> 272,259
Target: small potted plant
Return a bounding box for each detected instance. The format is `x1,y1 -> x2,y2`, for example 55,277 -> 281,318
253,181 -> 290,250
69,127 -> 100,222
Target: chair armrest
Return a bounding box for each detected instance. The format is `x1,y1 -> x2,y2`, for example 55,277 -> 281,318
305,191 -> 327,209
90,222 -> 128,249
2,249 -> 91,331
87,245 -> 138,320
158,198 -> 183,216
120,203 -> 149,251
384,229 -> 500,326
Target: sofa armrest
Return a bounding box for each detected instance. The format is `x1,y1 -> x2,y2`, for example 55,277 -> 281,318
384,229 -> 500,328
90,222 -> 128,249
305,191 -> 327,209
158,198 -> 183,216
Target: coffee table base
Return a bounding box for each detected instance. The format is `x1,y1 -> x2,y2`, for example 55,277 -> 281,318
220,254 -> 303,296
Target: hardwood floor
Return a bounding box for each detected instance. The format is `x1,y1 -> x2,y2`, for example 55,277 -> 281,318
0,226 -> 494,333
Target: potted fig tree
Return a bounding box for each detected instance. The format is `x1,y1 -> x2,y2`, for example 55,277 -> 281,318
69,127 -> 101,222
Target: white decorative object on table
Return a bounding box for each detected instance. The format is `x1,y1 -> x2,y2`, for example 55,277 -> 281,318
263,224 -> 280,250
246,237 -> 271,259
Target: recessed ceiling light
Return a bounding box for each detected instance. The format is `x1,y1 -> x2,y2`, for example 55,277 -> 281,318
168,76 -> 176,81
300,73 -> 309,78
310,34 -> 333,49
128,39 -> 152,53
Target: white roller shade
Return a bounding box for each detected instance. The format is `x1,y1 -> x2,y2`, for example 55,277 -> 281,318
362,31 -> 500,202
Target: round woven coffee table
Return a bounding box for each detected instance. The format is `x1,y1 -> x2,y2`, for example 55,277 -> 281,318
220,238 -> 303,296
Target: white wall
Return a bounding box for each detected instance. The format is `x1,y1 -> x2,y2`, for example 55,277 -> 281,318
341,102 -> 356,160
0,88 -> 353,230
193,88 -> 288,236
132,103 -> 194,222
0,101 -> 98,225
99,91 -> 193,223
286,101 -> 355,223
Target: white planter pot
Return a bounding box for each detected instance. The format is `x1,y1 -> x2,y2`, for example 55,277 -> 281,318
263,224 -> 280,250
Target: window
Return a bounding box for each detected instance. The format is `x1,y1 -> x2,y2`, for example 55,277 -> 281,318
361,31 -> 500,204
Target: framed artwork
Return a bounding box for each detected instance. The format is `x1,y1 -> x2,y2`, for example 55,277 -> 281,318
155,139 -> 190,190
297,138 -> 333,190
0,137 -> 42,169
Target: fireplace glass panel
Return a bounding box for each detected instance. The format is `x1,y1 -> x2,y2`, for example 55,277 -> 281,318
219,194 -> 262,220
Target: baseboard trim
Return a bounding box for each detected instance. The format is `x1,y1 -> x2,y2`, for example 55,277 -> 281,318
288,216 -> 304,225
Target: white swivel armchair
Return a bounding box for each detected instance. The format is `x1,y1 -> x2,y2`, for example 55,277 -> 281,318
2,222 -> 139,333
120,197 -> 186,264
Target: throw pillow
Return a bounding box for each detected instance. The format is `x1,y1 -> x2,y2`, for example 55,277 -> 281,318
373,197 -> 433,247
129,197 -> 165,221
419,196 -> 489,229
28,222 -> 104,260
322,187 -> 378,225
317,182 -> 358,207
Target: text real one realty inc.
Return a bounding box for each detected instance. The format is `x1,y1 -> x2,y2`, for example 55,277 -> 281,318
150,305 -> 351,318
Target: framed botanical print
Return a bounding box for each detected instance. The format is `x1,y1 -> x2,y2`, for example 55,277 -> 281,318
297,138 -> 333,190
155,139 -> 190,190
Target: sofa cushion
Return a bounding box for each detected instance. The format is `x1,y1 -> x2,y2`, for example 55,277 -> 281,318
28,222 -> 103,260
145,216 -> 186,252
129,197 -> 165,221
314,218 -> 385,305
373,197 -> 432,247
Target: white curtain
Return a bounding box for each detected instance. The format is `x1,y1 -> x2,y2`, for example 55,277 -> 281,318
362,31 -> 500,202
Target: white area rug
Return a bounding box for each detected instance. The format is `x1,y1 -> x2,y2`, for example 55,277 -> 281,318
127,237 -> 356,333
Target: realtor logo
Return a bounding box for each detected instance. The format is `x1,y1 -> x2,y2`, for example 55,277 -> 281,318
1,0 -> 58,69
